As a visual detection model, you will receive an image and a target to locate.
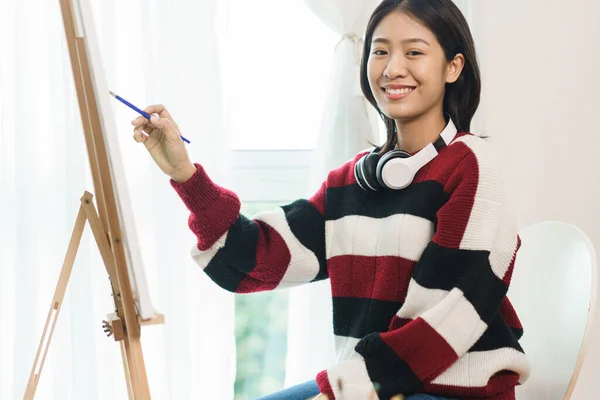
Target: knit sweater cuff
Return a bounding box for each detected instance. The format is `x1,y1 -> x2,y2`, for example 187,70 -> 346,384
169,163 -> 223,213
316,359 -> 379,400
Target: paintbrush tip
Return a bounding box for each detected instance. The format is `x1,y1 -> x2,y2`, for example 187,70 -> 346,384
108,90 -> 116,97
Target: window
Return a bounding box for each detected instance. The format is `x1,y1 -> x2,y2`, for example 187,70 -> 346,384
221,1 -> 336,398
222,0 -> 338,150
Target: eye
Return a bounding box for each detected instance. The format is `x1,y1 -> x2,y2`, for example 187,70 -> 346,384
372,49 -> 388,56
407,51 -> 423,56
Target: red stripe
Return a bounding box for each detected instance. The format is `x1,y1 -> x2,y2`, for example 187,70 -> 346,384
413,139 -> 471,186
316,370 -> 335,399
236,220 -> 290,293
329,255 -> 415,302
380,317 -> 458,382
173,164 -> 242,251
434,192 -> 475,249
418,145 -> 478,249
503,236 -> 520,285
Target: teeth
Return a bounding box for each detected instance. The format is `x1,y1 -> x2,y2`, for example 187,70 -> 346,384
385,87 -> 413,95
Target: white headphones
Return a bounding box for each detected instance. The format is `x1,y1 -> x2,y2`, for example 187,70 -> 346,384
354,118 -> 458,191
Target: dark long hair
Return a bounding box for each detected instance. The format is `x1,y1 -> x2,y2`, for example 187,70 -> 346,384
360,0 -> 481,153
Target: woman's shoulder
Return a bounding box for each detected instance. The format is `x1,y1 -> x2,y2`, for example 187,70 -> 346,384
442,132 -> 510,197
450,132 -> 497,157
439,132 -> 501,171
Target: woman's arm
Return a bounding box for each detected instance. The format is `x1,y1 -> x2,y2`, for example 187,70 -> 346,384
172,164 -> 328,293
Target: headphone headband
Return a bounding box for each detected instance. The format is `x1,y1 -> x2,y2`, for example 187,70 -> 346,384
355,118 -> 458,191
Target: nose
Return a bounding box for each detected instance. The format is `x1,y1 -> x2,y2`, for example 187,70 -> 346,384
384,53 -> 408,80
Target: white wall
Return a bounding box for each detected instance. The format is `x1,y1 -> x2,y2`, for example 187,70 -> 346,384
470,1 -> 600,398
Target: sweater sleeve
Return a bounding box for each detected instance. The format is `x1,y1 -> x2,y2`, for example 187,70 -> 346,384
171,163 -> 328,293
317,143 -> 520,399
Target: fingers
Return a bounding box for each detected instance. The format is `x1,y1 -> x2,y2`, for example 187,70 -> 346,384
131,115 -> 147,127
132,104 -> 182,143
143,104 -> 181,132
143,104 -> 172,119
133,125 -> 149,143
149,115 -> 182,142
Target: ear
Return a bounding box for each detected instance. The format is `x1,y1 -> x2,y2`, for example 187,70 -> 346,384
445,53 -> 465,84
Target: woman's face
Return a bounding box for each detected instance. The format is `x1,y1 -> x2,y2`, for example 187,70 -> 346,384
367,11 -> 462,122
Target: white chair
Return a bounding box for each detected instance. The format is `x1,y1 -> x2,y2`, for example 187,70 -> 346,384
508,221 -> 598,399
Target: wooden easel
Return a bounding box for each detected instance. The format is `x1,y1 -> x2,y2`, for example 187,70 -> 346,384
24,0 -> 163,398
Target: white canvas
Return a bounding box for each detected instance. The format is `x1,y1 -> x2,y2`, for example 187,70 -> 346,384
73,0 -> 158,320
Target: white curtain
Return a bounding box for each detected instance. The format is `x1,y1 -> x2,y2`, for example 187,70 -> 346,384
0,0 -> 235,399
284,0 -> 382,387
285,0 -> 476,387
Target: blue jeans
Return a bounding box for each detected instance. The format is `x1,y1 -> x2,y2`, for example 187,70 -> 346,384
257,379 -> 454,400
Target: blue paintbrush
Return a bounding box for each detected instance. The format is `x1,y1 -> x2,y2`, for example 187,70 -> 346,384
109,90 -> 190,144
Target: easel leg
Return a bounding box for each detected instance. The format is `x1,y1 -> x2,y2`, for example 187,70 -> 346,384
128,337 -> 151,398
120,341 -> 134,400
82,193 -> 151,399
24,205 -> 87,400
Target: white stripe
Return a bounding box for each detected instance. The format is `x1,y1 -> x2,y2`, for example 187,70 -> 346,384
396,279 -> 449,320
421,288 -> 487,356
254,207 -> 320,288
191,231 -> 228,269
431,347 -> 531,386
326,357 -> 379,400
325,214 -> 433,261
334,335 -> 362,363
454,135 -> 518,280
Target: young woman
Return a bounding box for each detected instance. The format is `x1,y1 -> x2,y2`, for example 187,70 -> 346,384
131,1 -> 530,399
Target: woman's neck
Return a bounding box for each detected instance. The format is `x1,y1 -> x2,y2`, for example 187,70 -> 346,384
394,108 -> 448,153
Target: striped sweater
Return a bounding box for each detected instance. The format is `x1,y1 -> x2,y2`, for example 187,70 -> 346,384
171,132 -> 530,400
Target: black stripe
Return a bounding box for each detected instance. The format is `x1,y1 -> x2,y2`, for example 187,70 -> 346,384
433,135 -> 446,152
412,243 -> 508,324
204,216 -> 258,292
512,327 -> 524,340
470,314 -> 524,353
465,263 -> 510,323
326,181 -> 448,221
281,200 -> 328,281
355,333 -> 423,398
333,297 -> 402,338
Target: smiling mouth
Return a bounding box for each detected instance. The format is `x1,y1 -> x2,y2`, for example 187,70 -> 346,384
384,87 -> 414,95
382,86 -> 415,100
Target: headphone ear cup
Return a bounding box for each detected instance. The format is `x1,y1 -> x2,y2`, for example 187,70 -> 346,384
354,155 -> 369,191
376,150 -> 411,189
361,152 -> 384,191
354,151 -> 383,191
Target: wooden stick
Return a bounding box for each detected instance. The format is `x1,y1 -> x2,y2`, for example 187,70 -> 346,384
58,0 -> 153,396
23,205 -> 87,400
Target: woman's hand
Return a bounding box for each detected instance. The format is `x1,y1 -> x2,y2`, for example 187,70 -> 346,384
132,104 -> 196,183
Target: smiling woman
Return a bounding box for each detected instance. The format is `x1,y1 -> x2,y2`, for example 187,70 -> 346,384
126,0 -> 527,398
360,1 -> 480,155
126,0 -> 527,399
